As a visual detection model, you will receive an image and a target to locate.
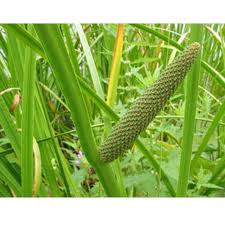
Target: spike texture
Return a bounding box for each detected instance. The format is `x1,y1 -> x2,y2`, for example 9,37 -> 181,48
100,42 -> 201,163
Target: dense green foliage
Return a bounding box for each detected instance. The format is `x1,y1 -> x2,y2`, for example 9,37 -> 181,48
0,24 -> 224,197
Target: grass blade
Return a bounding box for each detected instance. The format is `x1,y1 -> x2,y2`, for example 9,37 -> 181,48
1,24 -> 45,58
62,24 -> 81,77
21,29 -> 36,196
177,24 -> 203,196
106,24 -> 124,106
75,24 -> 104,98
201,61 -> 225,89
